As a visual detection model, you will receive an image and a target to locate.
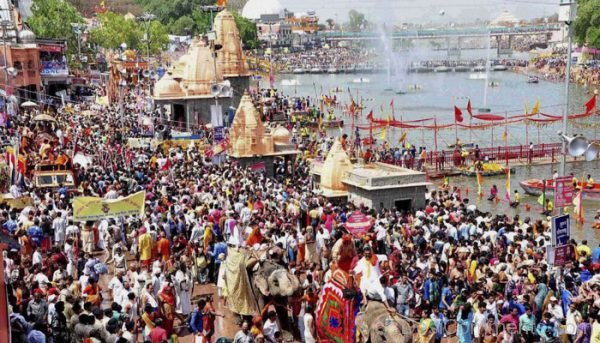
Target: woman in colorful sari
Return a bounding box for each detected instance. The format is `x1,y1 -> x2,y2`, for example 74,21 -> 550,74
158,283 -> 177,335
82,278 -> 102,307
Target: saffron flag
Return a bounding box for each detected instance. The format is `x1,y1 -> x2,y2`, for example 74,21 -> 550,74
532,99 -> 540,115
503,126 -> 508,143
505,169 -> 511,202
476,170 -> 483,196
366,110 -> 373,121
573,190 -> 584,224
379,127 -> 386,141
398,131 -> 407,143
467,99 -> 473,117
585,95 -> 597,115
454,106 -> 464,123
390,99 -> 394,108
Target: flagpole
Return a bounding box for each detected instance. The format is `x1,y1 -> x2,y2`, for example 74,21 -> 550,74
468,98 -> 472,143
505,111 -> 508,167
434,115 -> 439,172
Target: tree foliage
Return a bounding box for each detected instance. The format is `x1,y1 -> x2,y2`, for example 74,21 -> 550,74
345,9 -> 368,32
27,0 -> 84,54
232,11 -> 258,49
88,12 -> 169,54
135,0 -> 256,48
573,0 -> 600,48
135,0 -> 213,25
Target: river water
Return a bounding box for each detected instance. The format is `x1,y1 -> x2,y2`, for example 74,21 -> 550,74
274,53 -> 600,243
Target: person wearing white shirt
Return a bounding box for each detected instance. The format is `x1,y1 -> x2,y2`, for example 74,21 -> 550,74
108,271 -> 124,301
32,248 -> 43,266
263,311 -> 280,343
548,297 -> 564,321
353,246 -> 388,302
52,212 -> 67,246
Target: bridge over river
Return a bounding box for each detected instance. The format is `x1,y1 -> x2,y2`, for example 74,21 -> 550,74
319,25 -> 561,58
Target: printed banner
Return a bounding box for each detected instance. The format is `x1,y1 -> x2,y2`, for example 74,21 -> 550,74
554,176 -> 573,208
73,191 -> 146,221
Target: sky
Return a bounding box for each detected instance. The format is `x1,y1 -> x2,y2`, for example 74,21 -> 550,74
278,0 -> 559,24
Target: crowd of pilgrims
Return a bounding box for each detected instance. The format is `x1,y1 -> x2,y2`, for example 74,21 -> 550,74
0,85 -> 599,343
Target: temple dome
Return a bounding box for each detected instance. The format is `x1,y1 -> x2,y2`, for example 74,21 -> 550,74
182,39 -> 223,97
242,0 -> 282,20
214,9 -> 250,77
320,140 -> 353,192
18,29 -> 36,44
153,72 -> 183,99
271,125 -> 291,144
229,92 -> 273,157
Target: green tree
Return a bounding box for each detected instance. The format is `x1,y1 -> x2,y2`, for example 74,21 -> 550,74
88,12 -> 142,51
232,11 -> 258,49
191,9 -> 213,35
326,18 -> 335,30
573,0 -> 600,48
169,15 -> 196,36
147,21 -> 170,54
89,11 -> 168,54
346,9 -> 367,32
27,0 -> 84,55
135,0 -> 213,25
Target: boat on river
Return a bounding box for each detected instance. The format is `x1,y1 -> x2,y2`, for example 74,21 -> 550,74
352,77 -> 370,84
519,179 -> 600,201
469,73 -> 487,80
527,76 -> 539,84
434,66 -> 452,73
307,119 -> 344,128
281,79 -> 300,86
454,65 -> 470,72
491,65 -> 508,71
292,68 -> 305,74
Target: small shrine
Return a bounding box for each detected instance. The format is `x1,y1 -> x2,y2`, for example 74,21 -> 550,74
228,92 -> 299,176
153,39 -> 230,130
311,143 -> 431,210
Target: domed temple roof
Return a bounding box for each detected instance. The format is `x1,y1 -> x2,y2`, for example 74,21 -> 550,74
320,140 -> 353,192
229,92 -> 274,157
182,39 -> 223,98
214,9 -> 250,77
153,72 -> 184,99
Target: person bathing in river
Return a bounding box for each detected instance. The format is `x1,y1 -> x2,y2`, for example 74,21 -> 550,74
488,185 -> 498,201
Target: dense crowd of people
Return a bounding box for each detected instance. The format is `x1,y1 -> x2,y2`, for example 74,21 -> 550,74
0,71 -> 599,343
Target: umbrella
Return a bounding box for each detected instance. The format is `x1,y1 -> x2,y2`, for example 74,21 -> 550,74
32,114 -> 57,122
20,101 -> 38,108
73,153 -> 92,168
344,210 -> 373,238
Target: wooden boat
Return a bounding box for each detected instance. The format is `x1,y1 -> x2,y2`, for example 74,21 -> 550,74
447,142 -> 475,149
519,179 -> 600,201
434,66 -> 452,73
306,119 -> 344,128
462,167 -> 515,177
323,119 -> 344,128
491,65 -> 508,71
